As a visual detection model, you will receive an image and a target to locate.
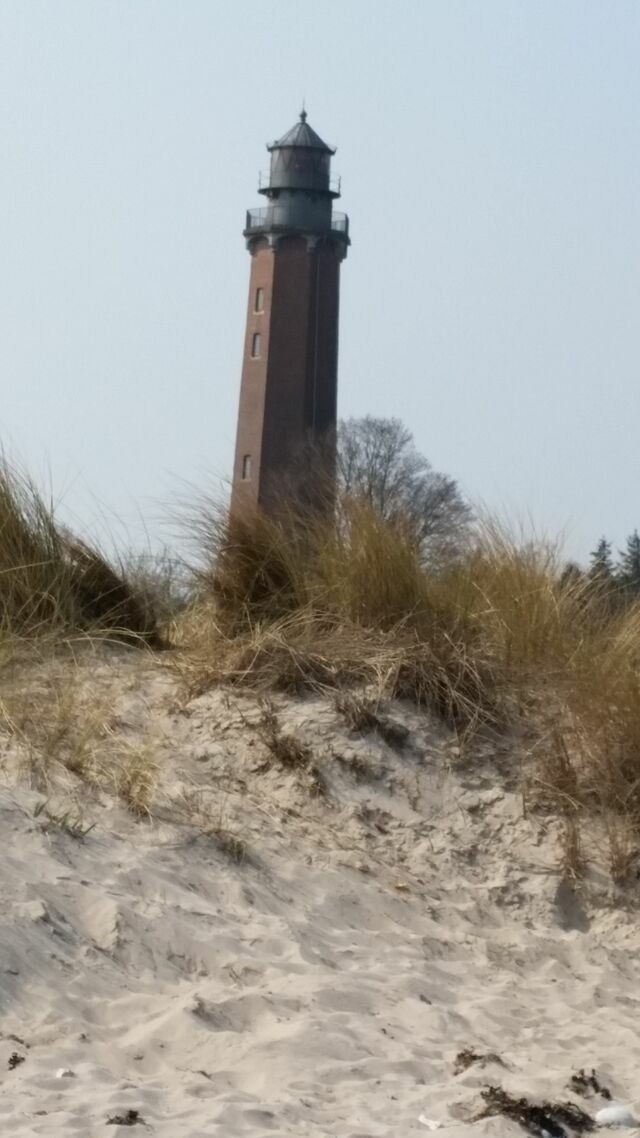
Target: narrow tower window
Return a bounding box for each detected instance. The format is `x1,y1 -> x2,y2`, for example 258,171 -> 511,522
242,454 -> 252,480
251,332 -> 261,358
254,287 -> 264,313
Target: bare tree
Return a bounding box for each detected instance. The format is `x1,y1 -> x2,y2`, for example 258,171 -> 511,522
337,416 -> 472,564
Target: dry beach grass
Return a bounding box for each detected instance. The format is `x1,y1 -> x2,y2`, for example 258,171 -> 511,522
2,459 -> 640,876
176,498 -> 640,877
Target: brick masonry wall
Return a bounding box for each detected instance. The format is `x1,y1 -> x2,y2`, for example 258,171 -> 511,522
231,239 -> 274,514
231,235 -> 342,516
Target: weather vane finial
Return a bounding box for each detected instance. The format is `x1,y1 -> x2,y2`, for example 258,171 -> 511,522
300,99 -> 307,123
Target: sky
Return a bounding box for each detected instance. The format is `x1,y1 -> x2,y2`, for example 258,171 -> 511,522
0,0 -> 638,562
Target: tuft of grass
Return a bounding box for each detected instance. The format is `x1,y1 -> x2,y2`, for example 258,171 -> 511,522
0,456 -> 161,645
109,741 -> 158,818
211,829 -> 247,862
334,692 -> 409,749
200,506 -> 314,634
65,539 -> 164,647
331,747 -> 373,782
252,700 -> 327,795
0,651 -> 159,817
170,787 -> 248,861
334,692 -> 382,733
119,548 -> 190,636
256,701 -> 313,770
0,658 -> 110,787
604,814 -> 637,885
33,798 -> 96,840
0,458 -> 74,636
559,816 -> 584,881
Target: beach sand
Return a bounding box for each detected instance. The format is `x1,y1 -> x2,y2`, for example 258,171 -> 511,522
0,653 -> 638,1136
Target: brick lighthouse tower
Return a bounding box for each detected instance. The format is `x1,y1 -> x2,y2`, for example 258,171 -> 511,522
230,110 -> 349,516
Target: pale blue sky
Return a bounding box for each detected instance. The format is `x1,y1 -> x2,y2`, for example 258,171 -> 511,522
0,1 -> 638,560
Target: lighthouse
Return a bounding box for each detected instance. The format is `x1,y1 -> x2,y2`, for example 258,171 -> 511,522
230,110 -> 349,516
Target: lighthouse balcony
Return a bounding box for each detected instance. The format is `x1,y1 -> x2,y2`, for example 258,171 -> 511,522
258,170 -> 342,196
244,208 -> 349,240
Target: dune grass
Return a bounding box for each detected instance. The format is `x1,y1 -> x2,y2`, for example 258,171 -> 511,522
0,646 -> 161,825
0,458 -> 165,814
176,496 -> 640,877
3,455 -> 640,879
0,457 -> 161,646
179,501 -> 575,727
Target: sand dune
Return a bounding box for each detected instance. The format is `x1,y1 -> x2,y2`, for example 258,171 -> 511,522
0,655 -> 639,1136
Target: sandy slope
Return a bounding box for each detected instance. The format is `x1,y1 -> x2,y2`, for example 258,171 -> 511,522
0,654 -> 639,1137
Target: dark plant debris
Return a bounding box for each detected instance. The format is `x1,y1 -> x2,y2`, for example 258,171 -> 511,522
334,693 -> 410,750
8,1052 -> 25,1070
254,701 -> 327,793
212,830 -> 247,863
106,1108 -> 144,1126
332,748 -> 372,782
256,704 -> 313,770
454,1047 -> 505,1075
569,1070 -> 612,1101
477,1086 -> 594,1138
308,760 -> 329,798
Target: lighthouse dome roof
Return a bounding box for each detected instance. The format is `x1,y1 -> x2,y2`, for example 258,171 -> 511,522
268,110 -> 335,155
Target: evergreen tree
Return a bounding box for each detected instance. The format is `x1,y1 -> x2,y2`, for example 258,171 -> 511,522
589,537 -> 614,582
560,561 -> 583,592
618,530 -> 640,595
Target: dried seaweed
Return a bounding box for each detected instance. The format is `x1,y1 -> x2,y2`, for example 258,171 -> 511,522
106,1109 -> 144,1127
454,1047 -> 505,1075
478,1086 -> 594,1138
569,1070 -> 612,1101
